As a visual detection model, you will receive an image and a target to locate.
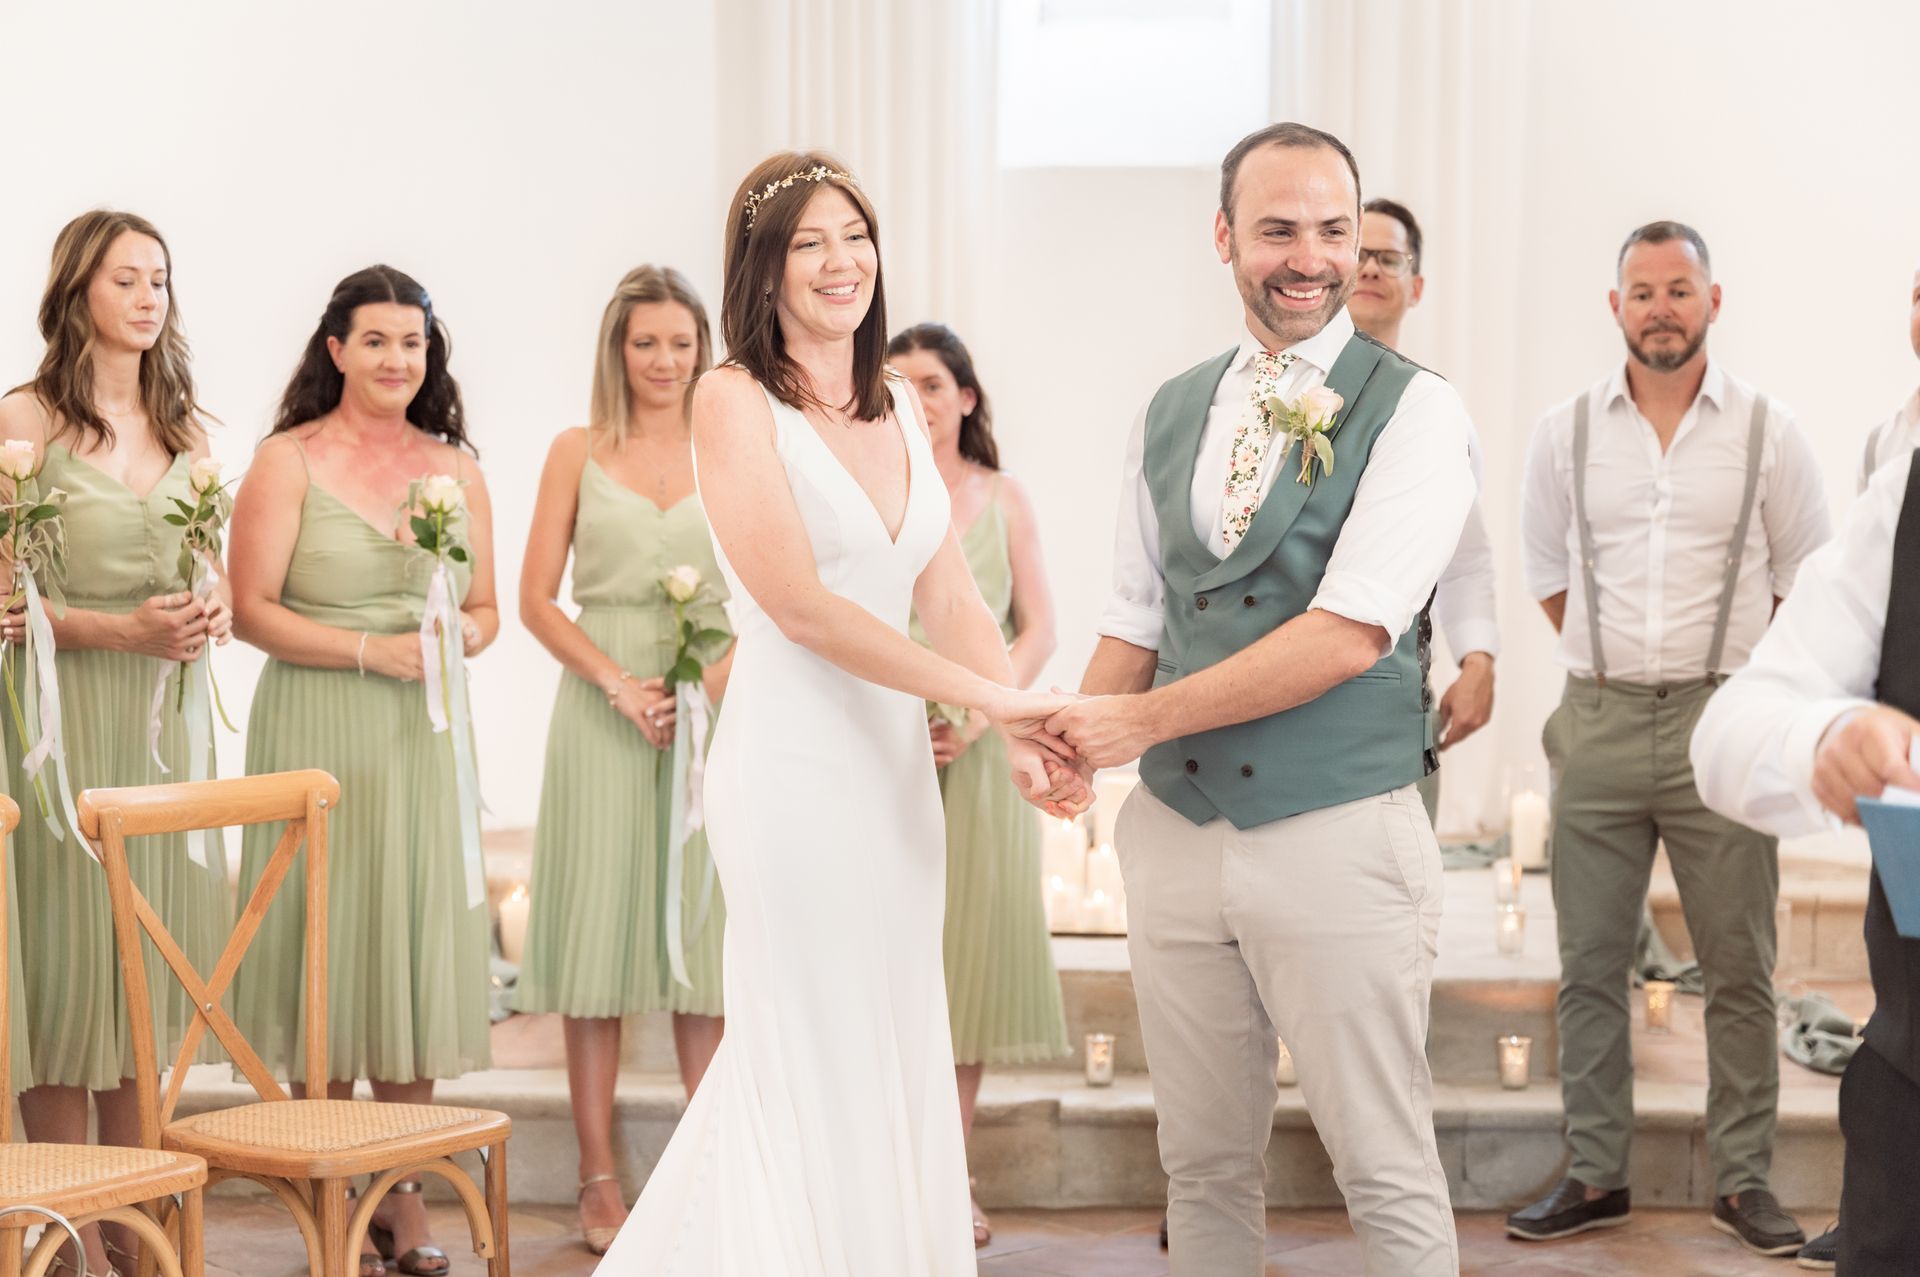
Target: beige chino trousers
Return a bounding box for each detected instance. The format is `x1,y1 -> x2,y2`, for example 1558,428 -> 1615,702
1115,782 -> 1459,1277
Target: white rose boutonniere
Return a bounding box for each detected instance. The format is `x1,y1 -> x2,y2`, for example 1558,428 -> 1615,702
1259,384 -> 1347,487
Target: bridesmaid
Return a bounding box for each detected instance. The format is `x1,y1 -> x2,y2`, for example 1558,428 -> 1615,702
228,266 -> 497,1277
515,264 -> 734,1253
0,209 -> 234,1276
890,323 -> 1070,1246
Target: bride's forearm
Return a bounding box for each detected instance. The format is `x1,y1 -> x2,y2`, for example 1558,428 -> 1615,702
776,585 -> 1001,711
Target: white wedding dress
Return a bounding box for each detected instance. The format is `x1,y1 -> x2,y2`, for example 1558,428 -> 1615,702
599,378 -> 975,1275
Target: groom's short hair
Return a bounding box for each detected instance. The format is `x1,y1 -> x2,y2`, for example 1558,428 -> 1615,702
1220,123 -> 1361,227
1617,220 -> 1711,278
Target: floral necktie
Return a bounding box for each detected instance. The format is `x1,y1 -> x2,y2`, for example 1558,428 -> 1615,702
1221,349 -> 1296,549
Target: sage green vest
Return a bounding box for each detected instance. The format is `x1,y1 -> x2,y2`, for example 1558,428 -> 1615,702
1140,330 -> 1435,830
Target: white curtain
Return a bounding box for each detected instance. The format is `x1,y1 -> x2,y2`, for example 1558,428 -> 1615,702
713,0 -> 1001,339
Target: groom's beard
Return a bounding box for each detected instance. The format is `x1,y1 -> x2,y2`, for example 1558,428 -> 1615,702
1235,257 -> 1355,346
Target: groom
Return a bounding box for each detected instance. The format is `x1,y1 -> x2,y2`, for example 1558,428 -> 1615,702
1049,123 -> 1473,1276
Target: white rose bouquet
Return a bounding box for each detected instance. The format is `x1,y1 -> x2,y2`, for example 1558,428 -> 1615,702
0,441 -> 72,829
407,473 -> 485,909
159,457 -> 236,722
656,563 -> 731,989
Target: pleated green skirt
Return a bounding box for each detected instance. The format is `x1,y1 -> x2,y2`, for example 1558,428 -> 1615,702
4,647 -> 230,1091
515,610 -> 725,1019
231,658 -> 491,1084
4,741 -> 32,1093
939,728 -> 1069,1065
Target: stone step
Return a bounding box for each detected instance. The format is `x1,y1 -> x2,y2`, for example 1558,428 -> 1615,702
168,1063 -> 1841,1214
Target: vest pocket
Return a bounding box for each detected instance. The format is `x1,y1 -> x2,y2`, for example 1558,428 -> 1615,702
1348,668 -> 1403,684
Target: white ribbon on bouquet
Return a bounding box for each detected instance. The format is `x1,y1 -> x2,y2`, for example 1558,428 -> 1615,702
420,558 -> 486,910
17,574 -> 85,854
663,681 -> 718,990
145,551 -> 221,866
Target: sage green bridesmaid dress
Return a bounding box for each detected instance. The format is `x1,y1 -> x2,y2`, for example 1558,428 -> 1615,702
4,754 -> 31,1093
4,445 -> 230,1091
912,480 -> 1069,1065
229,442 -> 490,1083
515,455 -> 731,1018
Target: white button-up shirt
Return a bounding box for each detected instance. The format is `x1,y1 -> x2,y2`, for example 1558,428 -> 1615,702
1098,309 -> 1475,655
1691,452 -> 1913,838
1860,387 -> 1920,492
1520,361 -> 1831,684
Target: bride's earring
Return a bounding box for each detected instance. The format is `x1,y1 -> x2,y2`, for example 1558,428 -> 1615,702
762,284 -> 773,304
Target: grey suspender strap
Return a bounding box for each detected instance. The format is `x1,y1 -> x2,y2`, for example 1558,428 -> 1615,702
1570,392 -> 1608,683
1704,393 -> 1769,679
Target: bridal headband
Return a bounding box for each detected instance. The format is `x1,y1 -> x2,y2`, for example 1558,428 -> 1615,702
743,165 -> 857,232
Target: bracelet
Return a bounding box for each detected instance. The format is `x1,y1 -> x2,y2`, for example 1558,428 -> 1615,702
604,670 -> 633,705
356,632 -> 369,678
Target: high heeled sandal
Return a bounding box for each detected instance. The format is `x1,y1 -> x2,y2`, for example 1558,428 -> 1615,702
366,1180 -> 448,1277
969,1177 -> 991,1248
342,1186 -> 388,1277
578,1173 -> 624,1255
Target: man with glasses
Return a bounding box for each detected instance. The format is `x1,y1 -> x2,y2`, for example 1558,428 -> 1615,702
1350,198 -> 1498,824
1508,221 -> 1829,1257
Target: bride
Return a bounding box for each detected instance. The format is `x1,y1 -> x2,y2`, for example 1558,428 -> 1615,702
598,154 -> 1089,1274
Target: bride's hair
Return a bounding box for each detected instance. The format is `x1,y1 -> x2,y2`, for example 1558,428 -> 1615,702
719,151 -> 892,422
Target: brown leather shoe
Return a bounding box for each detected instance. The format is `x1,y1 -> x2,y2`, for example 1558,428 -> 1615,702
1506,1178 -> 1631,1241
1712,1189 -> 1806,1257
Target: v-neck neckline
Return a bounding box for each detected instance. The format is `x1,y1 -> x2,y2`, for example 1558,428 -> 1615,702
587,455 -> 697,515
51,444 -> 185,503
305,479 -> 422,549
797,388 -> 915,547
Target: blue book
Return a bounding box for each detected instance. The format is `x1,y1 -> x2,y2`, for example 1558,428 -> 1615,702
1857,795 -> 1920,939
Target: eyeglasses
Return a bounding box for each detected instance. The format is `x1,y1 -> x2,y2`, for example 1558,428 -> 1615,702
1358,248 -> 1417,277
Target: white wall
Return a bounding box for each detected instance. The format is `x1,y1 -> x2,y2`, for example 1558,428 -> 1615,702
0,1 -> 721,827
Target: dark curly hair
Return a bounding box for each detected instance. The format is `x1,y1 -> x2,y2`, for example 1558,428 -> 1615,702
271,265 -> 472,453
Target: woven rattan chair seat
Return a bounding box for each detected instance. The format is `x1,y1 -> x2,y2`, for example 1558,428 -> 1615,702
166,1099 -> 508,1176
0,1142 -> 206,1212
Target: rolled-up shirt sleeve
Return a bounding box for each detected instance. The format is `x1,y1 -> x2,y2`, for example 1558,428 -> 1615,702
1691,454 -> 1904,839
1309,371 -> 1474,652
1095,404 -> 1166,649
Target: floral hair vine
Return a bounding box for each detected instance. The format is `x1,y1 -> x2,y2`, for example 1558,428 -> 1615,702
742,165 -> 856,232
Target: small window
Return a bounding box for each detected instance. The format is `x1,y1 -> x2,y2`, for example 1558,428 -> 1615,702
997,0 -> 1274,168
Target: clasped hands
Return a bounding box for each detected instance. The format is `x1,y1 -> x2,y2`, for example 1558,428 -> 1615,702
984,687 -> 1162,820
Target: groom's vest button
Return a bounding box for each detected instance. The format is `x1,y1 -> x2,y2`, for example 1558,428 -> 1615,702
1240,764 -> 1254,778
1243,595 -> 1257,607
1184,759 -> 1199,774
1195,595 -> 1209,610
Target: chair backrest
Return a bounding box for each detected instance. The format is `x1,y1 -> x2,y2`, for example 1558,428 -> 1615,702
0,791 -> 19,1141
75,770 -> 340,1151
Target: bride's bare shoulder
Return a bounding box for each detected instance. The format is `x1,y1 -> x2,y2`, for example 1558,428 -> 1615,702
692,365 -> 776,448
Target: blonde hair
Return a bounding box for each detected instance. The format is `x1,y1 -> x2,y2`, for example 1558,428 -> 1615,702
590,265 -> 712,445
15,209 -> 208,454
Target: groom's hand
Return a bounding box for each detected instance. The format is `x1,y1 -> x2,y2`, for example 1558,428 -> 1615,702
1047,692 -> 1162,770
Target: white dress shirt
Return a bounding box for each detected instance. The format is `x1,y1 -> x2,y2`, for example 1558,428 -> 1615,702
1433,463 -> 1499,660
1859,386 -> 1920,492
1520,361 -> 1831,684
1098,308 -> 1475,656
1691,452 -> 1912,838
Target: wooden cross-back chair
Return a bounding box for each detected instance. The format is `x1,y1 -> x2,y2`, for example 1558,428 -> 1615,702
76,771 -> 511,1277
0,793 -> 210,1277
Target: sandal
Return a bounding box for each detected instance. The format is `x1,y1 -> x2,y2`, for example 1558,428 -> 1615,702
969,1177 -> 991,1248
367,1181 -> 448,1277
343,1185 -> 388,1277
578,1173 -> 624,1255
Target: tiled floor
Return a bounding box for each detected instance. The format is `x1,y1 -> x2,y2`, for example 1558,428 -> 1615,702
187,1199 -> 1819,1276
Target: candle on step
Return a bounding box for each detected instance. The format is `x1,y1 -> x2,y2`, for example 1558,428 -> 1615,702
498,882 -> 531,965
1045,874 -> 1079,932
1497,1034 -> 1532,1089
1508,789 -> 1550,870
1275,1037 -> 1297,1087
1492,856 -> 1522,905
1496,904 -> 1526,956
1084,1033 -> 1116,1087
1644,980 -> 1675,1033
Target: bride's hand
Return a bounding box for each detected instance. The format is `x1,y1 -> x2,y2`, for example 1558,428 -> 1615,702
982,686 -> 1081,758
1007,739 -> 1094,817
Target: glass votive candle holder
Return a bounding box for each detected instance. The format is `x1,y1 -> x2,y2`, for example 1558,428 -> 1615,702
1492,856 -> 1521,906
1084,1032 -> 1116,1087
1496,1034 -> 1532,1089
1644,980 -> 1675,1034
1275,1037 -> 1297,1087
1496,903 -> 1526,956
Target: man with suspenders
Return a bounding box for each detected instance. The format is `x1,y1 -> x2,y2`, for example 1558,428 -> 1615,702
1510,221 -> 1830,1256
1856,262 -> 1920,491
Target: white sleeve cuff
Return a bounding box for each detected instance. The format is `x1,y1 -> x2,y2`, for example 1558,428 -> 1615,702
1311,570 -> 1412,654
1782,697 -> 1875,810
1095,596 -> 1166,651
1440,618 -> 1500,661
